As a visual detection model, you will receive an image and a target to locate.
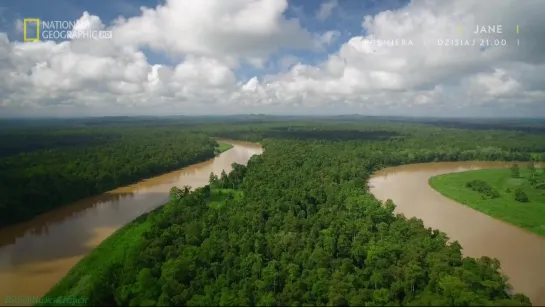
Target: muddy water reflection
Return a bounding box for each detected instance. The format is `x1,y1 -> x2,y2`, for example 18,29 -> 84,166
0,140 -> 262,304
369,161 -> 545,306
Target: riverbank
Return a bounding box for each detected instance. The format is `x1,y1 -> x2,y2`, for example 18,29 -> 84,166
40,141 -> 535,306
0,132 -> 219,229
0,141 -> 263,306
429,166 -> 545,238
214,141 -> 233,155
38,209 -> 155,306
38,187 -> 237,306
369,161 -> 545,305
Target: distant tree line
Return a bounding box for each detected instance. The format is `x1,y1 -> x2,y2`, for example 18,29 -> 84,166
195,122 -> 545,163
0,128 -> 219,227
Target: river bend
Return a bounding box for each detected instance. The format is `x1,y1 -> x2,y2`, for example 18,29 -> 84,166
0,140 -> 262,304
369,161 -> 545,305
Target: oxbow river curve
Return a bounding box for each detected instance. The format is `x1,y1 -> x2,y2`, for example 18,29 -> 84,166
369,161 -> 545,306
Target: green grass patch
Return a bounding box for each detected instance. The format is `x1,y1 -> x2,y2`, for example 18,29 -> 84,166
207,188 -> 242,209
214,142 -> 233,155
429,166 -> 545,237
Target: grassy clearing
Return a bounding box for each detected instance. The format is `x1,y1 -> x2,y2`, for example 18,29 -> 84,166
214,142 -> 233,155
429,166 -> 545,237
207,188 -> 242,209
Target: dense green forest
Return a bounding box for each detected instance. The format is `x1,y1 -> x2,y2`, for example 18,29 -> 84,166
195,121 -> 545,161
42,119 -> 545,306
0,127 -> 221,227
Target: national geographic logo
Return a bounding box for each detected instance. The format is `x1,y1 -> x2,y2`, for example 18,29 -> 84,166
22,18 -> 113,41
23,18 -> 40,42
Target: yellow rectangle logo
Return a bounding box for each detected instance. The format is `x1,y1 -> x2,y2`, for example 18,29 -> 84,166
23,18 -> 40,42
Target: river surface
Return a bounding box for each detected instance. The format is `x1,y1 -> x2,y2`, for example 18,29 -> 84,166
369,161 -> 545,306
0,140 -> 262,305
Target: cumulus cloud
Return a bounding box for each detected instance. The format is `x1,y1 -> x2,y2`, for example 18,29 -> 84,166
0,0 -> 544,116
237,0 -> 545,113
111,0 -> 315,62
314,30 -> 341,49
278,55 -> 300,70
316,0 -> 338,21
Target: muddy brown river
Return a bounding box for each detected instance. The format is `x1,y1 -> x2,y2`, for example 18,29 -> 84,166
0,140 -> 262,305
369,161 -> 545,306
2,152 -> 544,305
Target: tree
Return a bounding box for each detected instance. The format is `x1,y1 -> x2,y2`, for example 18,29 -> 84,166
209,172 -> 218,185
528,163 -> 536,173
514,188 -> 529,202
202,185 -> 211,197
169,187 -> 183,200
528,163 -> 536,181
465,180 -> 499,199
0,128 -> 218,227
219,170 -> 229,188
511,164 -> 520,178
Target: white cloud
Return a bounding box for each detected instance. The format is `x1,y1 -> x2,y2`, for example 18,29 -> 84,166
236,0 -> 545,114
111,0 -> 314,62
316,0 -> 338,21
314,30 -> 341,49
278,55 -> 300,70
468,69 -> 521,98
0,0 -> 544,117
14,19 -> 23,34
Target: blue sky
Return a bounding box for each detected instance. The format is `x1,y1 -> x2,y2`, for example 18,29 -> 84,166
1,0 -> 542,117
1,0 -> 409,77
2,0 -> 410,42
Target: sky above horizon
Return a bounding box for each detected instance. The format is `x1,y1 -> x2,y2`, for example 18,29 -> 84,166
0,0 -> 544,117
